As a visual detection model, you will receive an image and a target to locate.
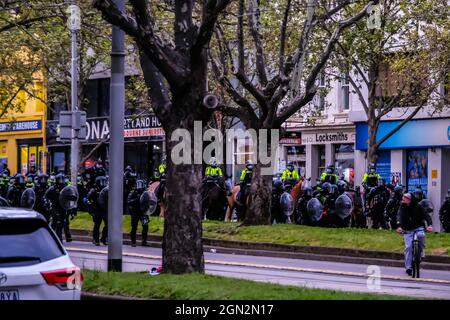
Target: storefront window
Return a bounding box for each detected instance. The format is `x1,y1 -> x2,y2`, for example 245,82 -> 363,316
407,149 -> 428,195
335,143 -> 354,187
318,145 -> 326,176
0,141 -> 7,173
286,146 -> 306,177
19,142 -> 44,175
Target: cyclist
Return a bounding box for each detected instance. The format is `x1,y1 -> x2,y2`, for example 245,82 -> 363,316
396,193 -> 433,276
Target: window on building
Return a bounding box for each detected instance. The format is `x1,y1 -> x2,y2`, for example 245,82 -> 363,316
375,56 -> 428,104
335,143 -> 355,187
315,73 -> 326,111
341,73 -> 350,111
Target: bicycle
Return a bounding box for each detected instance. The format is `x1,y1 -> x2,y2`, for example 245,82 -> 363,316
411,228 -> 424,278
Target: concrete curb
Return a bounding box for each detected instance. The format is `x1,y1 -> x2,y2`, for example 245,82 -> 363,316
70,229 -> 450,270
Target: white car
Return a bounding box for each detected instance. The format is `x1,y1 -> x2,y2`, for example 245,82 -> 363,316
0,208 -> 83,300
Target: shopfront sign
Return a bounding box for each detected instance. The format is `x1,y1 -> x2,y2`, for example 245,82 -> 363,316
356,118 -> 450,150
301,131 -> 355,145
85,114 -> 165,142
279,138 -> 302,144
0,119 -> 42,134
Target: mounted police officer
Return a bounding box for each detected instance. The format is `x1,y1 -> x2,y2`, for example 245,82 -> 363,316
44,173 -> 71,242
238,160 -> 253,206
320,165 -> 339,185
6,174 -> 26,207
87,176 -> 108,246
202,157 -> 223,196
128,180 -> 149,247
362,164 -> 381,189
282,162 -> 299,182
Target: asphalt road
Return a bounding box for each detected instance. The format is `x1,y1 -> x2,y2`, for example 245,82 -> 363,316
66,241 -> 450,299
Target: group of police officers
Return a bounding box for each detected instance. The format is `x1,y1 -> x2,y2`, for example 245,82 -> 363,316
1,157 -> 449,246
0,160 -> 163,247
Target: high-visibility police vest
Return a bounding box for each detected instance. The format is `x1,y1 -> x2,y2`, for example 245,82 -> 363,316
158,164 -> 166,174
281,169 -> 299,180
205,166 -> 223,176
240,169 -> 252,183
320,172 -> 339,184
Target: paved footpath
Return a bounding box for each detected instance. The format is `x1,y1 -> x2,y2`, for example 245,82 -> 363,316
66,241 -> 450,299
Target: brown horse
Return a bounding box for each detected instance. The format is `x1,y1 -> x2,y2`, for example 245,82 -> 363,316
148,181 -> 166,218
225,185 -> 252,222
290,179 -> 306,204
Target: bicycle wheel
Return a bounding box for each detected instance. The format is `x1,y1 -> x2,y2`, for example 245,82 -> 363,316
412,240 -> 421,278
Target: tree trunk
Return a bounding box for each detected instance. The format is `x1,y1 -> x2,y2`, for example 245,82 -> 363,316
161,99 -> 205,274
244,162 -> 272,225
367,116 -> 379,168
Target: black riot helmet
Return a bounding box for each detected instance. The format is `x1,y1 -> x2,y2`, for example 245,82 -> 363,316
37,173 -> 48,186
321,182 -> 331,195
15,174 -> 25,186
369,164 -> 377,174
304,186 -> 313,198
55,173 -> 65,186
329,184 -> 338,195
337,180 -> 347,194
326,165 -> 335,175
95,176 -> 107,189
136,179 -> 146,191
394,185 -> 404,197
125,165 -> 133,173
414,186 -> 424,201
273,179 -> 283,191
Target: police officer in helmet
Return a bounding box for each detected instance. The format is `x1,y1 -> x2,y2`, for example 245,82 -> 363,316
87,176 -> 108,246
44,173 -> 70,242
238,160 -> 253,206
34,173 -> 50,222
6,174 -> 26,207
128,179 -> 150,247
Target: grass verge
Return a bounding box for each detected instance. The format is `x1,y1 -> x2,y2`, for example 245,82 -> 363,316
71,212 -> 450,256
82,270 -> 415,300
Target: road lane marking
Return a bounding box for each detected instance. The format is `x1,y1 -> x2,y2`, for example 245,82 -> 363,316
66,246 -> 450,285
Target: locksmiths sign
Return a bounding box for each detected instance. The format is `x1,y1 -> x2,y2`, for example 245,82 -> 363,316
301,131 -> 355,145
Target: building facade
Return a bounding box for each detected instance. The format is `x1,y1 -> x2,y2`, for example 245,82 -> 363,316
0,75 -> 47,175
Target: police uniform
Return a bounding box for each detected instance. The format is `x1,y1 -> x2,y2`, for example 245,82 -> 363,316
87,183 -> 108,245
281,169 -> 299,181
320,172 -> 339,185
127,185 -> 149,246
44,182 -> 68,241
362,172 -> 381,188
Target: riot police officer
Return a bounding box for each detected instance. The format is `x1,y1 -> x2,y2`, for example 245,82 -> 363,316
44,173 -> 71,242
385,185 -> 404,230
128,180 -> 149,247
1,163 -> 10,176
0,172 -> 10,198
439,189 -> 450,233
124,165 -> 137,214
87,176 -> 108,246
366,179 -> 390,229
93,160 -> 107,179
6,174 -> 26,207
26,165 -> 38,180
362,164 -> 381,189
296,186 -> 313,225
34,173 -> 50,222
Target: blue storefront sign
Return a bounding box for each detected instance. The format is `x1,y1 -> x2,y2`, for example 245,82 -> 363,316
406,149 -> 428,195
375,150 -> 391,183
0,119 -> 42,133
356,118 -> 450,150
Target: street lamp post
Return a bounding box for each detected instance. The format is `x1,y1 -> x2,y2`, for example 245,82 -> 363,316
107,0 -> 125,272
68,2 -> 81,186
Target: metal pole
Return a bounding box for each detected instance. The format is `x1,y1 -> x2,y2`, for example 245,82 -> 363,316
108,0 -> 125,272
70,0 -> 79,186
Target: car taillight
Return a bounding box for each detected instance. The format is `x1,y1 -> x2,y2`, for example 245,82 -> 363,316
41,267 -> 83,290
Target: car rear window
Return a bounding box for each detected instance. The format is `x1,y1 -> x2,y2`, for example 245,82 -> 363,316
0,218 -> 65,267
